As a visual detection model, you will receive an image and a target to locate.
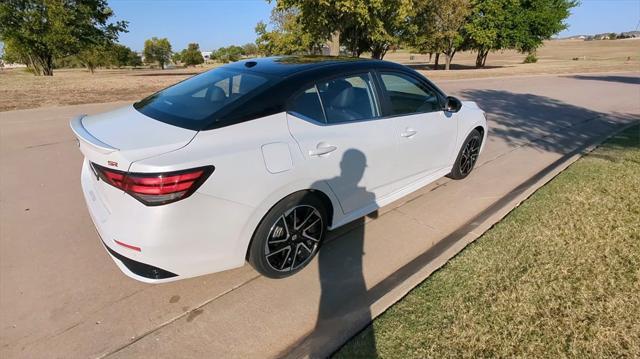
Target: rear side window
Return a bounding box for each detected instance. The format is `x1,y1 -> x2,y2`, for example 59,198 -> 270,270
134,68 -> 271,130
317,74 -> 378,124
380,72 -> 442,115
288,86 -> 325,123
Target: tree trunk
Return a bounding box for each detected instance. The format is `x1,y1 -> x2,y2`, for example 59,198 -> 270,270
428,52 -> 433,62
444,49 -> 456,71
371,45 -> 388,60
433,53 -> 440,70
475,50 -> 484,68
328,31 -> 340,56
475,49 -> 489,68
41,54 -> 54,76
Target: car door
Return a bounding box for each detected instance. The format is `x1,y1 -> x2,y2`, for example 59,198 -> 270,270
377,71 -> 458,186
286,72 -> 398,214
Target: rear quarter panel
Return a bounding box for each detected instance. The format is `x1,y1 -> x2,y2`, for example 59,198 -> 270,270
129,113 -> 342,265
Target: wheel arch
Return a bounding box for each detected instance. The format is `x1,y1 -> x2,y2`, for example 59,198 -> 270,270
240,184 -> 339,260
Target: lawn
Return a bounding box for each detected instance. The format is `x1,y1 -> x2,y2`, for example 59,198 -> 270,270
336,124 -> 640,358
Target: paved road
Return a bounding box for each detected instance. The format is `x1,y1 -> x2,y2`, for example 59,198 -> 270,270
1,73 -> 638,358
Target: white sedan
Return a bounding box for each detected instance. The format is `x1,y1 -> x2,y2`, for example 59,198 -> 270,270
71,56 -> 487,282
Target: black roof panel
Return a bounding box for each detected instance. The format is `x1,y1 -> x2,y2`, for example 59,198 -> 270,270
224,56 -> 396,77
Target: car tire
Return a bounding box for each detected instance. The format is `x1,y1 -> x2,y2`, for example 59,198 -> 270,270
449,129 -> 482,180
248,192 -> 328,278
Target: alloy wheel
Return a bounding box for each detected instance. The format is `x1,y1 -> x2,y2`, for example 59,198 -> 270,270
459,137 -> 480,176
264,205 -> 323,272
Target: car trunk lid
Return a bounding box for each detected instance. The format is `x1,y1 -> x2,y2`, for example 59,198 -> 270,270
70,105 -> 198,171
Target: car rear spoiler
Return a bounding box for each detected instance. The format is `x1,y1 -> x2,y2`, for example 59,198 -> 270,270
70,114 -> 119,154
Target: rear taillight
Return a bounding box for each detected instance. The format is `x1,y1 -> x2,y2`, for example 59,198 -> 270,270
91,163 -> 214,206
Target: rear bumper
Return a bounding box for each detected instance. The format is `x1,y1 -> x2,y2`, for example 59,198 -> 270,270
80,159 -> 256,283
100,238 -> 177,280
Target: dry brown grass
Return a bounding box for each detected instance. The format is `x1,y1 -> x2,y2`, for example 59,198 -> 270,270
1,39 -> 639,112
389,38 -> 640,80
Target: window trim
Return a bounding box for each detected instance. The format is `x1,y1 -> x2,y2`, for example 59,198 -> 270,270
286,70 -> 383,126
375,69 -> 447,119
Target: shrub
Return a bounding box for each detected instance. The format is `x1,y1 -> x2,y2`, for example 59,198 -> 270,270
523,53 -> 538,63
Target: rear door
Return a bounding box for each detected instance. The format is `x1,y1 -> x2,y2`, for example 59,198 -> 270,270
286,72 -> 398,214
377,71 -> 458,186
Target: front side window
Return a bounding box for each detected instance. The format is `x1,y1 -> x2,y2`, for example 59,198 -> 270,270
135,68 -> 271,129
380,73 -> 442,115
317,73 -> 378,124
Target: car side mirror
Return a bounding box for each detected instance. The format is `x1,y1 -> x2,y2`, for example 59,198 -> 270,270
444,96 -> 462,113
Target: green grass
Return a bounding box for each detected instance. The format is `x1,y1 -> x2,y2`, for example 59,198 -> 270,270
337,124 -> 640,358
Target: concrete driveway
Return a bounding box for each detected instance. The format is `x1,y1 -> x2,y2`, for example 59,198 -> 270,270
1,73 -> 638,358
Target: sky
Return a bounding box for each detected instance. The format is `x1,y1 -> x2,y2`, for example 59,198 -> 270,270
109,0 -> 640,52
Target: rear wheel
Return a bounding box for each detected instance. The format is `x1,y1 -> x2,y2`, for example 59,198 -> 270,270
449,129 -> 482,180
248,192 -> 327,278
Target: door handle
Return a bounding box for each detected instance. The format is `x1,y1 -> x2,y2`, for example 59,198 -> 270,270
401,128 -> 417,138
309,144 -> 337,156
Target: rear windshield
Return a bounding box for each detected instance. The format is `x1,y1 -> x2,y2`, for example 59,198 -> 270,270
134,68 -> 272,130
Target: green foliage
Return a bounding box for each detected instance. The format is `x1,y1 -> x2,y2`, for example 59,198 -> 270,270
180,43 -> 204,66
510,0 -> 577,54
109,43 -> 141,68
77,44 -> 107,73
255,7 -> 323,56
143,37 -> 172,69
171,52 -> 182,64
410,0 -> 471,70
523,52 -> 538,63
212,45 -> 244,63
462,0 -> 519,67
0,0 -> 127,76
242,42 -> 259,56
274,0 -> 412,59
409,0 -> 576,69
0,39 -> 27,65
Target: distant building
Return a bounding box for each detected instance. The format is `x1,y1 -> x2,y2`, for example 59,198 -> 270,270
201,51 -> 213,61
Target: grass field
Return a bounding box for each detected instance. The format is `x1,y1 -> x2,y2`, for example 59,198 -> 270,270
1,39 -> 639,112
336,123 -> 640,358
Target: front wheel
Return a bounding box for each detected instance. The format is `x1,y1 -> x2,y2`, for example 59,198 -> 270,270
449,129 -> 482,180
248,192 -> 327,278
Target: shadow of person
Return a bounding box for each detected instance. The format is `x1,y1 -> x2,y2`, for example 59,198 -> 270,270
310,149 -> 378,358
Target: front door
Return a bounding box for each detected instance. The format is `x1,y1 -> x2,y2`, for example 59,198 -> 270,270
286,73 -> 398,214
377,72 -> 458,186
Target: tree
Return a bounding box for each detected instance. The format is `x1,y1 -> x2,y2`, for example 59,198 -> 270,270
242,42 -> 259,57
432,0 -> 471,70
143,37 -> 172,69
180,43 -> 204,66
463,0 -> 518,68
0,0 -> 127,76
108,43 -> 140,68
274,0 -> 412,59
510,0 -> 577,56
255,7 -> 323,56
77,44 -> 107,73
171,52 -> 182,64
212,45 -> 244,63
